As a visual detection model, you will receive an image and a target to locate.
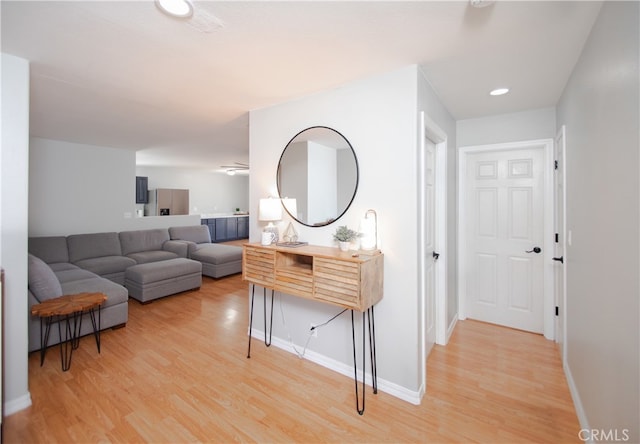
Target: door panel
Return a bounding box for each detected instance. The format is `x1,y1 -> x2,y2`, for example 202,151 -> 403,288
465,148 -> 544,333
424,137 -> 436,357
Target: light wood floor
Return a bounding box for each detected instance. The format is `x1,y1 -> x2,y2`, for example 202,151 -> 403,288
5,273 -> 580,443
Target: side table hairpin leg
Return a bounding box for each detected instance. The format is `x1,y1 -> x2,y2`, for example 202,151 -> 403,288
58,310 -> 83,372
351,306 -> 379,415
247,284 -> 275,358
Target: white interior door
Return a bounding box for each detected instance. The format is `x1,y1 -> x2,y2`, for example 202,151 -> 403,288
464,147 -> 545,333
424,137 -> 437,356
554,126 -> 567,359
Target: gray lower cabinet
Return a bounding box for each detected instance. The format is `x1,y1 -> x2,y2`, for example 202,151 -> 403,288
237,216 -> 249,239
201,216 -> 248,242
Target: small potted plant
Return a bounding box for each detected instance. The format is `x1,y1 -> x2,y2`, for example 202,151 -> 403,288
333,225 -> 360,251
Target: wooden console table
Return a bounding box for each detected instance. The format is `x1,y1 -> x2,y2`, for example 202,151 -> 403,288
31,292 -> 107,371
242,243 -> 383,414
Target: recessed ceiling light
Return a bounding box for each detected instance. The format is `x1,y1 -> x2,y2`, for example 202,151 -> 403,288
155,0 -> 193,19
490,88 -> 510,96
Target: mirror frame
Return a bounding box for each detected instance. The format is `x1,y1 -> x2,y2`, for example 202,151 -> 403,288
276,126 -> 359,227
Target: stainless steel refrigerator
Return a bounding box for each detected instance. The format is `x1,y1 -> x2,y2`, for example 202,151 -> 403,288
145,188 -> 189,216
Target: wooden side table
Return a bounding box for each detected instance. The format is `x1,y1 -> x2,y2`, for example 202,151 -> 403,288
31,292 -> 107,371
242,243 -> 383,415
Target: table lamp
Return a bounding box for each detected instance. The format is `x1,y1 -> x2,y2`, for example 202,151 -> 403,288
259,198 -> 282,242
360,209 -> 378,251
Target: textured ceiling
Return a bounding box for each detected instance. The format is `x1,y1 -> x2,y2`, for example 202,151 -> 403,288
1,1 -> 602,171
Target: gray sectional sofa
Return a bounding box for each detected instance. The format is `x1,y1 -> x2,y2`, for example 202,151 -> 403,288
27,226 -> 243,353
169,225 -> 243,278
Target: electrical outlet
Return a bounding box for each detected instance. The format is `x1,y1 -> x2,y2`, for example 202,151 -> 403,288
310,324 -> 318,338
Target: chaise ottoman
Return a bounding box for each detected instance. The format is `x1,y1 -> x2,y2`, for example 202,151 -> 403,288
125,258 -> 202,303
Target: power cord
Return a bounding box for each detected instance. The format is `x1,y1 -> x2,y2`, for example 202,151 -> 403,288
278,295 -> 348,359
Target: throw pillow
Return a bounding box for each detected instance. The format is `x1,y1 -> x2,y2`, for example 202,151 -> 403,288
28,253 -> 63,301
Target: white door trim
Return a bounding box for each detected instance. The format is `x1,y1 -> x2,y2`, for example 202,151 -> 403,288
418,112 -> 448,397
554,125 -> 568,363
458,139 -> 555,340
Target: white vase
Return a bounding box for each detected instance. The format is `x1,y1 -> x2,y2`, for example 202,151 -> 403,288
339,241 -> 350,251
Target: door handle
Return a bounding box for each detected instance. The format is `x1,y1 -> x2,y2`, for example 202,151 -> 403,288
553,256 -> 564,264
432,251 -> 440,261
526,247 -> 542,254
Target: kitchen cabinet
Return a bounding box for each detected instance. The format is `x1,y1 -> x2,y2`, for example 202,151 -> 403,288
237,216 -> 249,239
200,216 -> 248,242
135,176 -> 148,204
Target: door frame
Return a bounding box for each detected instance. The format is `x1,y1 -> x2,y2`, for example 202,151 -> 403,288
554,125 -> 568,362
418,112 -> 448,396
458,139 -> 555,340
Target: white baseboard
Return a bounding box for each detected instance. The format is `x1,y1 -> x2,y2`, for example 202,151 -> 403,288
4,392 -> 32,416
564,360 -> 591,442
445,314 -> 458,345
250,330 -> 422,406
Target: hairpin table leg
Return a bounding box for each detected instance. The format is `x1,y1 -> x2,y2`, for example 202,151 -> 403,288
264,288 -> 274,347
247,284 -> 256,358
351,310 -> 366,415
368,306 -> 378,394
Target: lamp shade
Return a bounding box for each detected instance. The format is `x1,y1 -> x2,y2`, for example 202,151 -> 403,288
259,198 -> 282,222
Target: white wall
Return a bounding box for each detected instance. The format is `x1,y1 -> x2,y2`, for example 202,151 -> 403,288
250,65 -> 453,402
136,165 -> 249,216
556,2 -> 639,440
29,138 -> 204,236
417,68 -> 458,330
456,107 -> 556,147
1,54 -> 32,414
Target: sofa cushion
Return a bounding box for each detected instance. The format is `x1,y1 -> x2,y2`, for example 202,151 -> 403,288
169,225 -> 211,244
49,262 -> 80,272
61,277 -> 129,309
55,268 -> 100,284
191,244 -> 242,265
67,232 -> 122,262
29,236 -> 69,264
126,250 -> 178,264
28,254 -> 63,302
119,229 -> 170,255
125,258 -> 202,284
73,255 -> 136,276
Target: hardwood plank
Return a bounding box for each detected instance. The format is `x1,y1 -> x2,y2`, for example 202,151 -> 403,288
5,273 -> 580,443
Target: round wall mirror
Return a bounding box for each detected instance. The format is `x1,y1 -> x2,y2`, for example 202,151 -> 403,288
277,126 -> 359,227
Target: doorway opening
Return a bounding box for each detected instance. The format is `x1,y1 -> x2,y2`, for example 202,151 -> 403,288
458,139 -> 555,340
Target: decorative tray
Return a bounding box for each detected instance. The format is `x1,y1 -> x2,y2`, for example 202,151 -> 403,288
275,241 -> 309,247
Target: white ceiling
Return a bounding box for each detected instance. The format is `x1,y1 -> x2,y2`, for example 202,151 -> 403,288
1,1 -> 602,172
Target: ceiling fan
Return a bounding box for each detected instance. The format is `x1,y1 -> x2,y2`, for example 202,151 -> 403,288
220,162 -> 249,175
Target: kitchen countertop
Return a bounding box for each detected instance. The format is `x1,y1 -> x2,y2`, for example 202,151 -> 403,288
200,213 -> 249,219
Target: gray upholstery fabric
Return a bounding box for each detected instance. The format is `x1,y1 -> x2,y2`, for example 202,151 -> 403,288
54,267 -> 99,284
60,277 -> 128,309
125,258 -> 202,283
125,258 -> 202,302
48,262 -> 80,272
169,225 -> 211,244
73,255 -> 136,276
168,225 -> 242,278
126,250 -> 178,264
29,236 -> 69,264
162,240 -> 189,258
28,254 -> 63,301
119,229 -> 170,255
191,244 -> 242,265
67,232 -> 122,262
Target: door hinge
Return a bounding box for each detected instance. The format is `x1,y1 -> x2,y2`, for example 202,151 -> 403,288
555,306 -> 559,316
554,160 -> 558,170
555,233 -> 559,243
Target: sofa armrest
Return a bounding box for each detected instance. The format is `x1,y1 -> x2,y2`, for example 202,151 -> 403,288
163,240 -> 189,258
